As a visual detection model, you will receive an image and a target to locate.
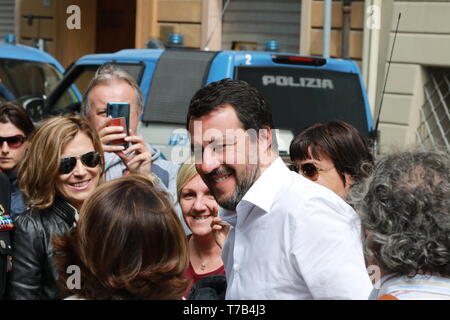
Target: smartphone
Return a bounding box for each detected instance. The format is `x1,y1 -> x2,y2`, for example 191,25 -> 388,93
106,102 -> 130,149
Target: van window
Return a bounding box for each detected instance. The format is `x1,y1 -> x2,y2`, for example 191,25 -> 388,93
0,59 -> 63,103
235,66 -> 369,137
51,63 -> 144,113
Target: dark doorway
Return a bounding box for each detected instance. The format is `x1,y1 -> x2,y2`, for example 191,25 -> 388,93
96,0 -> 136,53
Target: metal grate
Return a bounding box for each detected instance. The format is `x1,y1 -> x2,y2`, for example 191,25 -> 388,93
142,49 -> 218,125
416,68 -> 450,153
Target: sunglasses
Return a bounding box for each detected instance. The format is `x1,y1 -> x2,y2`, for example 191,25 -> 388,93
291,163 -> 325,181
0,135 -> 26,149
59,151 -> 101,175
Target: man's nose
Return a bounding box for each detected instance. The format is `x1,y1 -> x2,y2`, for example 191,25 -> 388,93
198,148 -> 221,175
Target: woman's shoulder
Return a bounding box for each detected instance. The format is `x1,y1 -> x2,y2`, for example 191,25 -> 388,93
14,207 -> 46,234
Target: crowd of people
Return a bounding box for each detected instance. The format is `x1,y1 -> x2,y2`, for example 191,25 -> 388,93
0,66 -> 448,300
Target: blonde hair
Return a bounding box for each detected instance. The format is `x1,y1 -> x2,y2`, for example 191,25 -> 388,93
18,115 -> 104,209
176,156 -> 198,202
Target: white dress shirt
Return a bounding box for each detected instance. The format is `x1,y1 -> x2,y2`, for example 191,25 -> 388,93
221,157 -> 373,300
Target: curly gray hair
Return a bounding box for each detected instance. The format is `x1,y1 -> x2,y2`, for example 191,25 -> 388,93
350,150 -> 450,277
81,63 -> 143,118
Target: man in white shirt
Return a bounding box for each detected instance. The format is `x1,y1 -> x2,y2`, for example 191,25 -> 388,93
187,79 -> 373,299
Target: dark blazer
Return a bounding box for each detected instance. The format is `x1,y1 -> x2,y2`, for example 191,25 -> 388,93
0,172 -> 12,299
7,197 -> 77,300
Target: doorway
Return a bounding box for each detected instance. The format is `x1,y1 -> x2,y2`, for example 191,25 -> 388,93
96,0 -> 136,53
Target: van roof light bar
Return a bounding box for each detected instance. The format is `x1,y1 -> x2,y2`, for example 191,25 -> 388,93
272,55 -> 326,66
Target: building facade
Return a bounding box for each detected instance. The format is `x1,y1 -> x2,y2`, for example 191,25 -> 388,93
11,0 -> 450,153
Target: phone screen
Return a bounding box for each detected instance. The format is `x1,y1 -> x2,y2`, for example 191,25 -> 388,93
106,102 -> 130,149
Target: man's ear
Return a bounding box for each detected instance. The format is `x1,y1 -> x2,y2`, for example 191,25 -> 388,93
258,126 -> 272,151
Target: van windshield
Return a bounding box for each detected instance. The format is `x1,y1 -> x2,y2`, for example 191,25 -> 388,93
235,66 -> 370,137
0,59 -> 63,104
50,63 -> 144,114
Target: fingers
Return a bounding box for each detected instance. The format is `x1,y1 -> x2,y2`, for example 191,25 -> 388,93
211,217 -> 230,230
211,216 -> 230,249
101,132 -> 127,145
103,145 -> 126,153
126,153 -> 151,168
98,117 -> 128,152
97,116 -> 112,132
99,125 -> 125,138
116,151 -> 128,162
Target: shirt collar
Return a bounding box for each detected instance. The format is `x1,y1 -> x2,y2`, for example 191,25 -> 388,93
219,157 -> 288,226
241,157 -> 288,213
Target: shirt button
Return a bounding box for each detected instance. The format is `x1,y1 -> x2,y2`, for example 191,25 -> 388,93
234,264 -> 240,272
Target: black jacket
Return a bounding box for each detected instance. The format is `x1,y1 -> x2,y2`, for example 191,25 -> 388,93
7,197 -> 77,300
0,172 -> 12,299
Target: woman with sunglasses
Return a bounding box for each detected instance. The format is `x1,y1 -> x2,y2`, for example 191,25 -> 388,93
7,115 -> 104,300
289,120 -> 374,199
0,102 -> 35,218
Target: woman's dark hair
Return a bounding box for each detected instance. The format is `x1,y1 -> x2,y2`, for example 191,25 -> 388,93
289,120 -> 374,186
0,102 -> 35,138
53,174 -> 189,300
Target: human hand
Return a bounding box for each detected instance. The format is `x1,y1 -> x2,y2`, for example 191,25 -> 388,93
210,211 -> 230,249
116,129 -> 152,176
97,116 -> 127,153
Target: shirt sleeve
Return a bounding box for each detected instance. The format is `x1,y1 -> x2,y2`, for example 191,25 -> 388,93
292,197 -> 373,300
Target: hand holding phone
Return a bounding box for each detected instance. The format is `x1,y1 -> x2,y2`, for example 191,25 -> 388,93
106,102 -> 130,149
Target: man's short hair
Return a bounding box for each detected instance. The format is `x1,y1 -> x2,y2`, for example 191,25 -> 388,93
81,63 -> 143,118
187,78 -> 277,148
187,79 -> 274,130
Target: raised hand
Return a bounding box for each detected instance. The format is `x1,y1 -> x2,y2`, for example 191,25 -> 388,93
116,128 -> 152,178
97,116 -> 126,153
210,211 -> 231,249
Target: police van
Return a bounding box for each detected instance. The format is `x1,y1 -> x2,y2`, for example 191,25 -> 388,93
0,34 -> 65,118
43,48 -> 374,163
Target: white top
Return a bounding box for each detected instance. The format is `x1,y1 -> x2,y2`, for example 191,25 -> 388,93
369,274 -> 450,300
221,157 -> 373,300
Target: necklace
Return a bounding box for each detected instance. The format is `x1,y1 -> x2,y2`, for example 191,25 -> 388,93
190,236 -> 221,272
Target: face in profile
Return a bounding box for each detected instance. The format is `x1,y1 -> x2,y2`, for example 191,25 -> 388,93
294,150 -> 352,198
88,79 -> 140,134
55,132 -> 101,210
180,174 -> 219,236
189,105 -> 260,211
0,121 -> 29,173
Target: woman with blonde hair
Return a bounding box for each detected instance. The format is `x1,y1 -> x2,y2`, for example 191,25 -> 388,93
7,115 -> 104,300
54,174 -> 189,300
177,157 -> 226,299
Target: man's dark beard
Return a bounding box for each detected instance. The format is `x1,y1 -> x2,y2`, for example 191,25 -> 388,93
204,164 -> 260,211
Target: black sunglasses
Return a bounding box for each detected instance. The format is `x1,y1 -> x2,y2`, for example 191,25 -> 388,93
292,163 -> 326,181
300,163 -> 323,180
59,151 -> 101,174
0,135 -> 26,149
